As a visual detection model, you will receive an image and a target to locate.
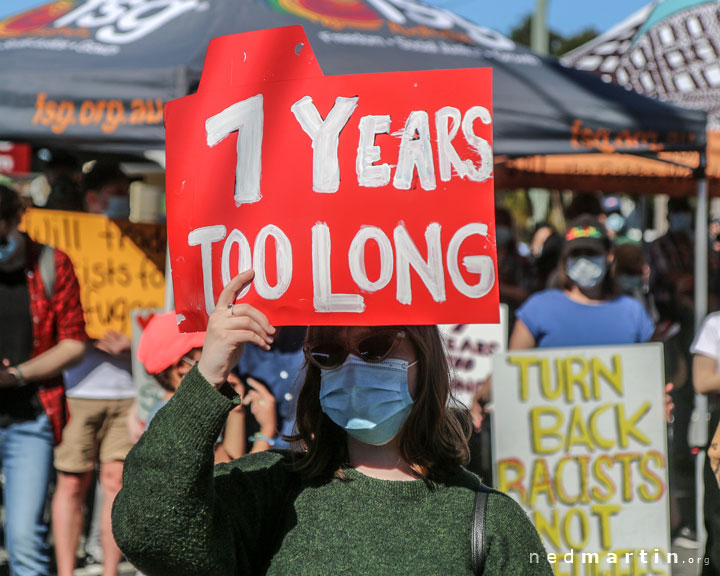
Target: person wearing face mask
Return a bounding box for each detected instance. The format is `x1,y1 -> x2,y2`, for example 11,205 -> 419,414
647,197 -> 700,549
83,160 -> 135,219
613,243 -> 655,315
113,270 -> 553,575
495,207 -> 533,322
51,159 -> 140,576
509,216 -> 655,349
649,197 -> 694,313
614,242 -> 699,548
0,184 -> 87,576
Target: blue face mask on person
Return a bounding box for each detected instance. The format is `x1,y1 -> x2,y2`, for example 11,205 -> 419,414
319,354 -> 417,446
566,256 -> 607,289
0,232 -> 19,264
104,196 -> 131,219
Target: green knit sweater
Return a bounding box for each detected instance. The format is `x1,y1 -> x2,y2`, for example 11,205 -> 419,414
112,367 -> 553,576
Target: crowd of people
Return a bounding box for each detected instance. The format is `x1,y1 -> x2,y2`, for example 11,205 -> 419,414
1,164 -> 720,574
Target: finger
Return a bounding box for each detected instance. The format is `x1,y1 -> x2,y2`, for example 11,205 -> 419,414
221,328 -> 272,351
216,269 -> 255,310
228,303 -> 275,336
242,390 -> 258,406
246,377 -> 271,397
223,315 -> 274,344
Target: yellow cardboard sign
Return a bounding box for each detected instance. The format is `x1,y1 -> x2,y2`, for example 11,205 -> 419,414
22,209 -> 166,339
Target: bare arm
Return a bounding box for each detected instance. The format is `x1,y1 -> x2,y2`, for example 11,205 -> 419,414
217,374 -> 248,462
243,378 -> 277,454
693,354 -> 720,395
709,422 -> 720,489
12,339 -> 85,382
509,319 -> 536,350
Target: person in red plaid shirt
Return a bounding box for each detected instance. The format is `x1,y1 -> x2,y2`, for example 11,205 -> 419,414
0,183 -> 87,576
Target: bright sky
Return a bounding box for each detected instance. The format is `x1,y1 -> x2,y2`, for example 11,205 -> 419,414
426,0 -> 652,35
0,0 -> 653,37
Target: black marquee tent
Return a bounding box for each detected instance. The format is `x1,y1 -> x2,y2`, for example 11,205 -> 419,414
0,0 -> 707,158
0,0 -> 712,347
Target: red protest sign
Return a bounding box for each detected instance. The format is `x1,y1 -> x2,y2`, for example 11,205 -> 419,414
166,26 -> 498,332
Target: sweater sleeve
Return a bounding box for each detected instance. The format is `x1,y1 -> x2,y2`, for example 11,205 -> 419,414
112,366 -> 296,576
485,492 -> 554,575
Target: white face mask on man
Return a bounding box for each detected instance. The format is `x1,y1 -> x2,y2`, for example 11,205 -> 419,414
566,255 -> 607,289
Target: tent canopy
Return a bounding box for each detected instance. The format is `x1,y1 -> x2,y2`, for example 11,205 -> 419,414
0,0 -> 706,159
499,0 -> 720,196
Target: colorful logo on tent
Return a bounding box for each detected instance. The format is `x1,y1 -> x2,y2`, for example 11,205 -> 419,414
0,1 -> 208,46
268,0 -> 383,30
0,1 -> 77,38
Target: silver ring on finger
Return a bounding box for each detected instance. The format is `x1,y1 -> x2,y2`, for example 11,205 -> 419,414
227,303 -> 236,317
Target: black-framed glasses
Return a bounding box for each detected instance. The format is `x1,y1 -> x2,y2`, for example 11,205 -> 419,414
303,329 -> 408,370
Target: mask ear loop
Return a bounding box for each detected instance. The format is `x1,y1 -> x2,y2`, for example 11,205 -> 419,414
406,360 -> 419,369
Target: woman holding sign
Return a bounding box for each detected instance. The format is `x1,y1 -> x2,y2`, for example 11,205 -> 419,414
113,269 -> 553,575
509,216 -> 655,350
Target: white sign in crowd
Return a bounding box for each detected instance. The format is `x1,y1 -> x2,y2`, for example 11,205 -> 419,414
492,344 -> 670,575
439,304 -> 508,409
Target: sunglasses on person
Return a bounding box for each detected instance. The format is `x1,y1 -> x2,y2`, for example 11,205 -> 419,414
303,329 -> 409,370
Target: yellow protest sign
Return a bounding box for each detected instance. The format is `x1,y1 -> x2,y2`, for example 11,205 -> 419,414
22,209 -> 166,339
493,344 -> 671,575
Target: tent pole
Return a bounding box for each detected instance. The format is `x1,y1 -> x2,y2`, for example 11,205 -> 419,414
531,0 -> 549,55
693,150 -> 708,558
695,151 -> 708,331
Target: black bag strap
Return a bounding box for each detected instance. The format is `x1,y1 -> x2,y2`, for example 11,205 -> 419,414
471,481 -> 492,575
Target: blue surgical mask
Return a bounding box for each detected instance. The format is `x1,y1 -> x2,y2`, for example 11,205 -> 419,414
0,232 -> 19,264
319,354 -> 416,446
566,256 -> 607,289
104,196 -> 130,219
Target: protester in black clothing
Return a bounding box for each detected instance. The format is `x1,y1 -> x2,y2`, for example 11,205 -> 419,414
43,152 -> 84,212
650,196 -> 698,548
530,221 -> 561,291
0,183 -> 87,575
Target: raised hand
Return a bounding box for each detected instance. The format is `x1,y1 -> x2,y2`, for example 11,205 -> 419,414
197,270 -> 275,388
242,377 -> 277,437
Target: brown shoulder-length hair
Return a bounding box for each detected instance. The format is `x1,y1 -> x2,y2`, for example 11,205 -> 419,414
289,325 -> 471,482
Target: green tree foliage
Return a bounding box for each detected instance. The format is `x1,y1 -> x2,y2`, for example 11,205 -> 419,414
510,14 -> 598,56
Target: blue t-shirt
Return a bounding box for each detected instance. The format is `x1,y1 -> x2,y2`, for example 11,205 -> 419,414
236,343 -> 305,449
516,289 -> 655,348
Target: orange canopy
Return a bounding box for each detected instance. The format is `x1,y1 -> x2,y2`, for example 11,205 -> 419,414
496,132 -> 719,196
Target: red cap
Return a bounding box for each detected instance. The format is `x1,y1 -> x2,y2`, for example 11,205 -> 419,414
137,312 -> 205,374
